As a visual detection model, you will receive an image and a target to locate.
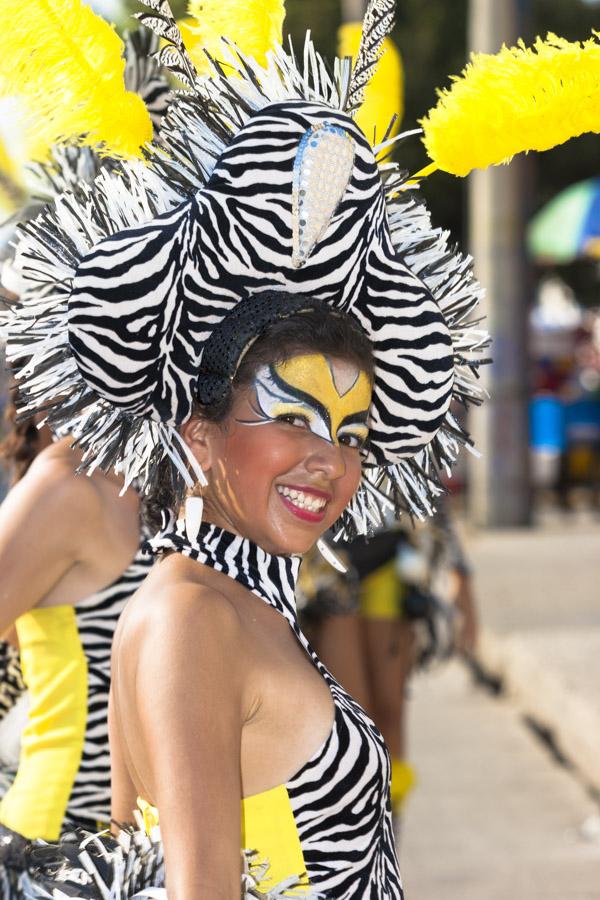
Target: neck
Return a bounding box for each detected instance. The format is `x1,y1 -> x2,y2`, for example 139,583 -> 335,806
145,518 -> 302,621
194,498 -> 297,560
199,496 -> 240,539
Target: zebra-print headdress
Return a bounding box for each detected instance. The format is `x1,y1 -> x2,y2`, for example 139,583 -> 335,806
3,0 -> 488,538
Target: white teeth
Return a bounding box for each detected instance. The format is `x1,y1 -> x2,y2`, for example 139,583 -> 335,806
277,485 -> 327,512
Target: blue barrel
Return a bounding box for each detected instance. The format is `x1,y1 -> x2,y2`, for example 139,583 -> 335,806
530,395 -> 567,452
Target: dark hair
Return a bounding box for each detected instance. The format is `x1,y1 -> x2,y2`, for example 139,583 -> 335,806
199,307 -> 374,423
0,385 -> 41,486
143,306 -> 374,530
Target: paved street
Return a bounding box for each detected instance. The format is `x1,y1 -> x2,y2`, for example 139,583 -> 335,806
400,662 -> 600,900
399,515 -> 600,899
468,512 -> 600,636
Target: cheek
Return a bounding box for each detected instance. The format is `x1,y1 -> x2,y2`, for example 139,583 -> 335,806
219,425 -> 300,493
336,450 -> 363,503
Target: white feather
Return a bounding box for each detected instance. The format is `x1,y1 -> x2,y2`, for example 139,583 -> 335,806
184,495 -> 204,543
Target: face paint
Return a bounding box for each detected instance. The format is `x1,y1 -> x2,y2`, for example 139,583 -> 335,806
239,353 -> 372,449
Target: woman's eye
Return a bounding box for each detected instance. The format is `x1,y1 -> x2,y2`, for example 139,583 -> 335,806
277,413 -> 309,428
339,432 -> 367,449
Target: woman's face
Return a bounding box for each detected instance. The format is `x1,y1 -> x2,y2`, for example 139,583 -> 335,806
195,353 -> 372,556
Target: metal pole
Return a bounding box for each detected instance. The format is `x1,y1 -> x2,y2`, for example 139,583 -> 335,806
467,0 -> 532,527
341,0 -> 366,23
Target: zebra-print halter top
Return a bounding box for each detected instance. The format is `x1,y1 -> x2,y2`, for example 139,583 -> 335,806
0,543 -> 153,839
147,518 -> 404,900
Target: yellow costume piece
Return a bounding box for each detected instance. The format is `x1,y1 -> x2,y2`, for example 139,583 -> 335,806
139,784 -> 309,893
359,560 -> 405,621
0,0 -> 152,162
180,0 -> 285,77
138,797 -> 160,834
421,32 -> 600,176
242,785 -> 307,890
0,100 -> 27,217
0,607 -> 87,841
390,757 -> 416,812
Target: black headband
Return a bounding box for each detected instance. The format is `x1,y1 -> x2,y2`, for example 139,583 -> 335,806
195,291 -> 365,407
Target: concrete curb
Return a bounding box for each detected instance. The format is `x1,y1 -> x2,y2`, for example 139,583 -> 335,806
477,627 -> 600,794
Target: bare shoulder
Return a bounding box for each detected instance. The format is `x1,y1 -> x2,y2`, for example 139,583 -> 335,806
0,441 -> 103,543
24,440 -> 104,513
25,440 -> 139,554
119,557 -> 244,656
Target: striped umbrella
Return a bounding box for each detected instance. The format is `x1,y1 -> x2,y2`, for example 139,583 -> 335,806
527,177 -> 600,264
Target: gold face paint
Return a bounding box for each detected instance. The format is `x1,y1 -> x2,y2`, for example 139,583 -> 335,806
240,353 -> 372,449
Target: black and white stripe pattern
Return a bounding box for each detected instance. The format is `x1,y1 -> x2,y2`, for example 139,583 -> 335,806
0,644 -> 25,725
15,835 -> 327,900
61,546 -> 153,830
123,29 -> 171,132
147,520 -> 404,899
346,0 -> 397,114
68,99 -> 453,460
3,7 -> 488,537
0,644 -> 26,800
0,547 -> 153,834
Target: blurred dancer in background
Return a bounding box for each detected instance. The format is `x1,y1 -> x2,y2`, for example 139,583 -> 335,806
0,25 -> 169,852
301,499 -> 478,820
0,420 -> 151,843
0,390 -> 53,799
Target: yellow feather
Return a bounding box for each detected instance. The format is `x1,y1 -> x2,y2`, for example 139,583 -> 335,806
338,23 -> 404,150
421,32 -> 600,177
183,0 -> 285,76
0,0 -> 152,162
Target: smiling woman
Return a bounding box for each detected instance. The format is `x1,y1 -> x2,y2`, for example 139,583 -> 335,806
0,0 -> 488,896
107,304 -> 391,898
146,305 -> 374,557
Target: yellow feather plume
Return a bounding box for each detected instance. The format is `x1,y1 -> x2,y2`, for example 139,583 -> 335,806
182,0 -> 285,76
421,32 -> 600,177
0,0 -> 152,162
338,23 -> 404,150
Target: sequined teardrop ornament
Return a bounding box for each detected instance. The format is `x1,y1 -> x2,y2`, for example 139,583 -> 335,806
292,122 -> 355,269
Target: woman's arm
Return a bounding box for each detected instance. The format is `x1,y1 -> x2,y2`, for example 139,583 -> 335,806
108,687 -> 139,828
133,585 -> 246,900
0,455 -> 100,633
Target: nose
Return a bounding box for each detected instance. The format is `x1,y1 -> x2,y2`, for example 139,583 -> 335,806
305,438 -> 347,481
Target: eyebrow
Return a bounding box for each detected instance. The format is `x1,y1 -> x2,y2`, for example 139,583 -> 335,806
269,365 -> 333,434
339,410 -> 370,428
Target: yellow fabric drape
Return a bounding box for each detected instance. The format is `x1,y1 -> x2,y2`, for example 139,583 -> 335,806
0,606 -> 87,840
139,782 -> 309,893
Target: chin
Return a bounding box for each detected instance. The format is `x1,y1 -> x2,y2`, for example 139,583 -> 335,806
238,498 -> 344,557
245,524 -> 322,556
259,523 -> 330,558
281,537 -> 320,557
